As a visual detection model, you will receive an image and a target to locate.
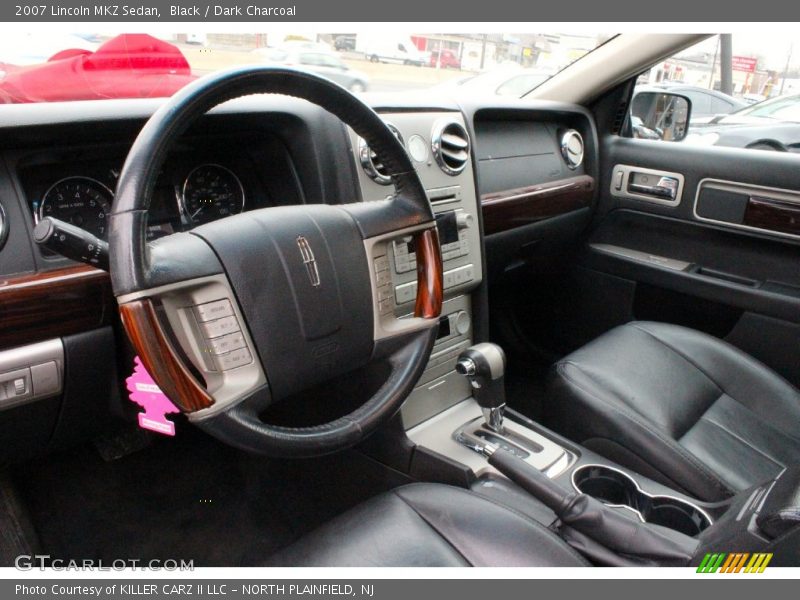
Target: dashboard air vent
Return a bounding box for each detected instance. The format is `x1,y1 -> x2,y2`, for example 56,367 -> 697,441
358,123 -> 404,185
431,120 -> 470,176
560,130 -> 585,170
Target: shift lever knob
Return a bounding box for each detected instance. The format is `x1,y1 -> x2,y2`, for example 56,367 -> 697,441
456,343 -> 507,432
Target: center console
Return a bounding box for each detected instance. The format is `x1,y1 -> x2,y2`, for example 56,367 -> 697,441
351,111 -> 797,566
349,111 -> 483,428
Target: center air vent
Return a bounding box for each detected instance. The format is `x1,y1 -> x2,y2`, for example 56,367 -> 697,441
358,123 -> 403,186
431,120 -> 470,176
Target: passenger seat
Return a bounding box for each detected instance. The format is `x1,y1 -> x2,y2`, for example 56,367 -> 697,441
545,321 -> 800,501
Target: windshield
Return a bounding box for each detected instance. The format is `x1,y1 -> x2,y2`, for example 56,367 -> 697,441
0,32 -> 611,103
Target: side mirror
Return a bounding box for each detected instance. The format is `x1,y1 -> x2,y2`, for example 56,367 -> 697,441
630,91 -> 692,141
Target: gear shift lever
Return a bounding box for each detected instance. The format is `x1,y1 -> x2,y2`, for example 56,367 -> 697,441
456,343 -> 507,433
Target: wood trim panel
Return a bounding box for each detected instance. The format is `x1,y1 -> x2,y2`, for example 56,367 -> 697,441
481,175 -> 595,235
119,299 -> 214,413
413,228 -> 444,319
743,196 -> 800,236
0,265 -> 111,351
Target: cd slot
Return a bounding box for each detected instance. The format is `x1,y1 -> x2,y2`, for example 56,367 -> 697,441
429,185 -> 462,205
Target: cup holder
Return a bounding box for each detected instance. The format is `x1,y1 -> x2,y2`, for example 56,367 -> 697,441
572,464 -> 712,537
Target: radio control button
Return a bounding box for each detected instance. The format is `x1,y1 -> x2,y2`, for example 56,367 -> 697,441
200,315 -> 240,339
217,347 -> 252,371
207,332 -> 246,356
194,299 -> 234,322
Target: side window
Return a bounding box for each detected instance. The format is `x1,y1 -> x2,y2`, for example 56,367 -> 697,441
630,34 -> 800,152
682,91 -> 712,117
709,96 -> 734,115
298,53 -> 322,66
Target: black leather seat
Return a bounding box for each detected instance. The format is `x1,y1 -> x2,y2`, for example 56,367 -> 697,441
266,483 -> 588,566
546,321 -> 800,502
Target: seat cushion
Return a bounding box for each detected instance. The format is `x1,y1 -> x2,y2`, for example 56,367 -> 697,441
266,483 -> 588,567
546,321 -> 800,501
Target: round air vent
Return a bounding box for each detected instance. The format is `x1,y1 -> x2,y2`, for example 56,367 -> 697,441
560,129 -> 584,170
431,120 -> 470,176
358,123 -> 404,185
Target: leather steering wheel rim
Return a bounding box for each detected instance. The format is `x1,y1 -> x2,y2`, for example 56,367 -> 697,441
111,66 -> 443,457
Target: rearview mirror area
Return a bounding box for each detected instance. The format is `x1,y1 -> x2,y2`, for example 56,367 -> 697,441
630,92 -> 692,142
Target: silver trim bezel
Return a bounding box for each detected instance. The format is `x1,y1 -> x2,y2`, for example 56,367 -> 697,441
560,129 -> 585,170
609,164 -> 684,207
117,274 -> 268,421
358,123 -> 404,186
431,119 -> 470,177
364,222 -> 440,342
571,463 -> 713,528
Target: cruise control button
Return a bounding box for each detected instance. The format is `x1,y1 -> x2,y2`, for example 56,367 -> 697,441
200,315 -> 240,339
217,347 -> 252,371
374,255 -> 390,273
207,332 -> 246,355
195,299 -> 233,322
395,282 -> 417,304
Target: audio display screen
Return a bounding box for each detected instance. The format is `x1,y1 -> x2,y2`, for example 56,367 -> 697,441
435,211 -> 459,245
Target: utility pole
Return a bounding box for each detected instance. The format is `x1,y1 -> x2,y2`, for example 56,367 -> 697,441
720,34 -> 733,95
709,35 -> 720,90
780,42 -> 793,95
480,34 -> 488,70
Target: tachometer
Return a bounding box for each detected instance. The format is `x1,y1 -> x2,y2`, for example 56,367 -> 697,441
39,176 -> 113,240
180,164 -> 245,225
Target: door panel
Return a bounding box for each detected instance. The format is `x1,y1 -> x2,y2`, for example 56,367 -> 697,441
576,135 -> 800,386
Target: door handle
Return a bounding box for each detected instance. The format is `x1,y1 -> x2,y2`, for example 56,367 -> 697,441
628,176 -> 679,200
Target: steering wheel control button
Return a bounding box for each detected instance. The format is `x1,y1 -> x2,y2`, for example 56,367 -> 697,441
199,315 -> 240,339
374,255 -> 390,273
393,237 -> 417,274
206,332 -> 246,356
216,347 -> 253,371
395,281 -> 418,305
194,299 -> 234,322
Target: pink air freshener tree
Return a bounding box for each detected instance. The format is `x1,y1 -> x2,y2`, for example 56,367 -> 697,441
126,356 -> 180,436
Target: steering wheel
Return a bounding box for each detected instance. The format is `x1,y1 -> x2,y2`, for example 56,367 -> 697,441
110,67 -> 443,457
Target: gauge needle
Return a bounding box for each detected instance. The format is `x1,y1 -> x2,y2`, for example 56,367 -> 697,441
191,207 -> 204,218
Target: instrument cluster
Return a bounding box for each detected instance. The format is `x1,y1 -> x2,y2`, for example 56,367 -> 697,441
29,160 -> 250,243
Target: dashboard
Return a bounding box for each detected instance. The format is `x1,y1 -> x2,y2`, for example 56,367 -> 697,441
14,131 -> 303,245
0,93 -> 598,462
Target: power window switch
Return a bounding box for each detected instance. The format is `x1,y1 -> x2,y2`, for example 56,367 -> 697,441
31,361 -> 60,397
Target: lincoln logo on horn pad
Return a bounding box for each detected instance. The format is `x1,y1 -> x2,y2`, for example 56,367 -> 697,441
296,236 -> 321,288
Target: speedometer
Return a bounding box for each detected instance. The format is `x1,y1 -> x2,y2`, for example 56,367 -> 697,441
181,164 -> 245,225
39,176 -> 113,240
